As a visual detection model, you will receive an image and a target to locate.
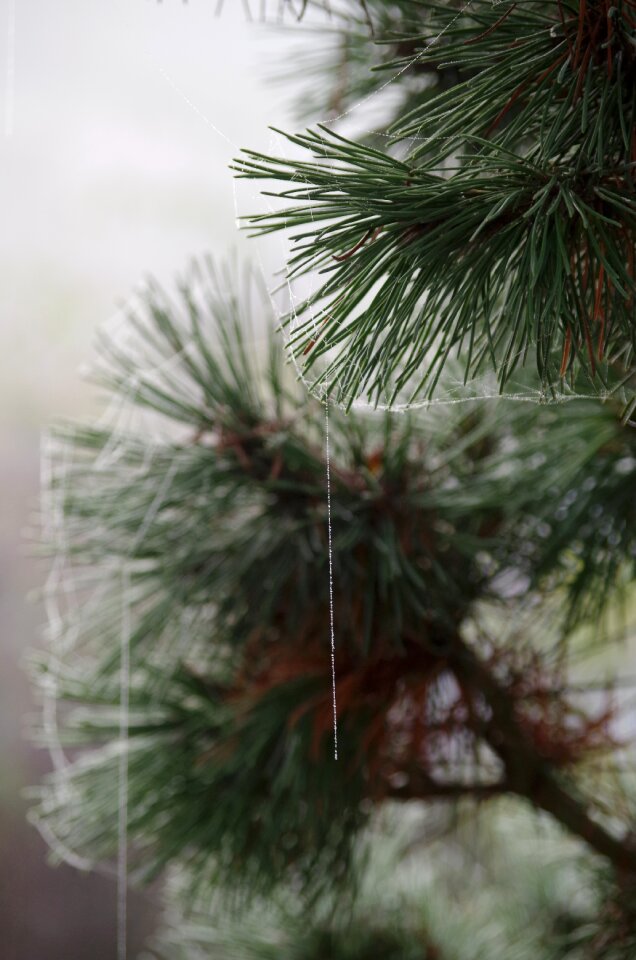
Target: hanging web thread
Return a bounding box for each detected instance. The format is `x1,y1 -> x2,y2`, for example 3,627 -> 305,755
117,565 -> 131,960
324,398 -> 338,760
4,0 -> 15,138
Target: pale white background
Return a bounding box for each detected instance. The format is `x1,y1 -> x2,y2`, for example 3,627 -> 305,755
0,0 -> 303,423
0,3 -> 315,955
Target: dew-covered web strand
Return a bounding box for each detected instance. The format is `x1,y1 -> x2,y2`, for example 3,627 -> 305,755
35,8 -> 620,955
242,1 -> 618,413
118,566 -> 130,960
313,0 -> 477,130
324,398 -> 339,760
37,316 -> 184,952
4,0 -> 15,138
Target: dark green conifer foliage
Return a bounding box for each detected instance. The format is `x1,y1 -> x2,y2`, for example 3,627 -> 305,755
235,0 -> 636,410
32,4 -> 636,959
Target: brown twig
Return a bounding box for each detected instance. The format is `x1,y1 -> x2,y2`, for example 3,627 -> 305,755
449,634 -> 636,872
463,3 -> 516,46
333,225 -> 382,262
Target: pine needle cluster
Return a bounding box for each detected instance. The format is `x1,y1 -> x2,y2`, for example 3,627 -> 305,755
32,261 -> 636,956
235,0 -> 636,409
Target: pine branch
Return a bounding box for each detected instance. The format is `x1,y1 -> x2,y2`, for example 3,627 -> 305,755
236,0 -> 636,406
33,258 -> 636,925
448,631 -> 636,873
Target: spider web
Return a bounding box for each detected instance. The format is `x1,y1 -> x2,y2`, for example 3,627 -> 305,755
231,0 -> 634,416
33,5 -> 636,958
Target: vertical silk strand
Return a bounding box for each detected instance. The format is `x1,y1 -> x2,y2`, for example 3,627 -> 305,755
324,399 -> 338,760
117,565 -> 130,960
4,0 -> 15,138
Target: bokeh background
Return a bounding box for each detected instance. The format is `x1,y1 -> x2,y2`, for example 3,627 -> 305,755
0,2 -> 309,955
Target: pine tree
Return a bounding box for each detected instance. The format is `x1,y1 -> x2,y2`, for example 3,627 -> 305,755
235,0 -> 636,412
32,4 -> 636,958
